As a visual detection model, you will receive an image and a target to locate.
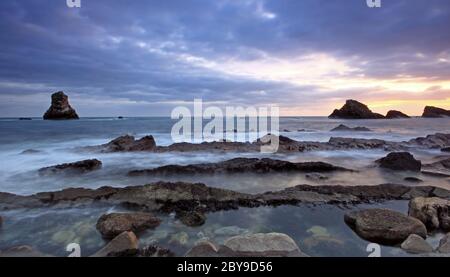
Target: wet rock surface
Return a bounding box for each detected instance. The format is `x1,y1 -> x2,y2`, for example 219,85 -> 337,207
400,234 -> 433,254
1,182 -> 449,213
92,231 -> 139,257
43,91 -> 79,120
422,106 -> 450,118
344,208 -> 427,245
128,158 -> 351,176
0,215 -> 2,228
376,152 -> 421,172
38,159 -> 102,175
176,211 -> 206,227
421,158 -> 450,178
93,135 -> 156,152
329,100 -> 385,119
0,245 -> 50,257
408,197 -> 450,232
330,124 -> 371,132
386,110 -> 410,119
96,212 -> 161,238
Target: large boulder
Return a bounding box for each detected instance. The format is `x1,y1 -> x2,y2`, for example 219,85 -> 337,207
223,233 -> 307,257
408,197 -> 450,232
437,233 -> 450,253
92,231 -> 139,257
376,152 -> 421,172
344,209 -> 427,245
43,91 -> 79,120
400,234 -> 433,254
386,110 -> 410,119
96,212 -> 161,239
38,159 -> 102,175
329,100 -> 385,119
422,106 -> 450,118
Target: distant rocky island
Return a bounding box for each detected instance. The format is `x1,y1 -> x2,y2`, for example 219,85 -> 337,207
43,91 -> 79,120
329,99 -> 449,119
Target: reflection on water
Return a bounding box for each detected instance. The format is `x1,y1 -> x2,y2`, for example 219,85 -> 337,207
0,201 -> 446,257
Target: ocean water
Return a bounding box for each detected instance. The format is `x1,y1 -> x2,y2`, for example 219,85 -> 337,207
0,117 -> 449,195
0,117 -> 449,257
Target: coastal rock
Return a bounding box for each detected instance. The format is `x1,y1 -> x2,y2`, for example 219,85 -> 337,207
20,149 -> 41,155
408,133 -> 450,149
422,106 -> 450,118
107,245 -> 174,257
305,173 -> 328,181
400,234 -> 433,254
302,236 -> 346,257
328,100 -> 385,119
98,135 -> 156,152
92,231 -> 139,257
408,197 -> 450,231
223,233 -> 307,257
344,209 -> 427,245
96,212 -> 161,238
0,215 -> 2,227
176,211 -> 206,227
43,91 -> 79,120
38,159 -> 102,175
442,147 -> 450,152
128,158 -> 351,176
386,110 -> 410,119
330,124 -> 371,132
437,233 -> 450,253
421,158 -> 450,178
404,177 -> 423,183
185,241 -> 221,257
376,152 -> 421,172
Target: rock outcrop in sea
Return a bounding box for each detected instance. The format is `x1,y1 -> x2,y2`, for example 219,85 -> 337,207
38,159 -> 102,175
96,212 -> 161,238
329,100 -> 385,119
376,152 -> 421,172
43,91 -> 79,120
330,124 -> 371,132
386,110 -> 410,119
422,106 -> 450,118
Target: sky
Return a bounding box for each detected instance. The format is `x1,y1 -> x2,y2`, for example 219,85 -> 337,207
0,0 -> 449,117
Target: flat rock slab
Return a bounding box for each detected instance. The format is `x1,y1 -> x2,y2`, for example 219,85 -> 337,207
91,231 -> 139,257
96,212 -> 161,238
400,234 -> 433,254
345,208 -> 427,245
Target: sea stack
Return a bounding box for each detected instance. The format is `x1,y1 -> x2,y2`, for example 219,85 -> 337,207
386,110 -> 410,119
329,100 -> 385,119
43,91 -> 79,120
422,106 -> 450,118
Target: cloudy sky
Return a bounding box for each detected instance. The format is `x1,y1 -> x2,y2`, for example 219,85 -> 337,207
0,0 -> 449,117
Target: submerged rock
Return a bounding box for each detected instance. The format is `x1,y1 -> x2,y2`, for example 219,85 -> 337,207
38,159 -> 102,175
330,124 -> 371,132
107,245 -> 174,257
386,110 -> 410,119
43,91 -> 79,120
305,173 -> 328,181
437,233 -> 450,253
20,149 -> 41,155
128,158 -> 351,176
329,100 -> 385,119
185,241 -> 220,257
376,152 -> 421,172
0,245 -> 50,257
176,211 -> 206,227
92,231 -> 139,257
344,209 -> 427,245
422,106 -> 450,118
400,234 -> 433,254
408,197 -> 450,232
302,236 -> 346,257
408,133 -> 450,149
96,212 -> 161,239
404,177 -> 423,183
169,232 -> 189,246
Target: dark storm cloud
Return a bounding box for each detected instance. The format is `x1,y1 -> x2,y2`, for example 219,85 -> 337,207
0,0 -> 449,116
